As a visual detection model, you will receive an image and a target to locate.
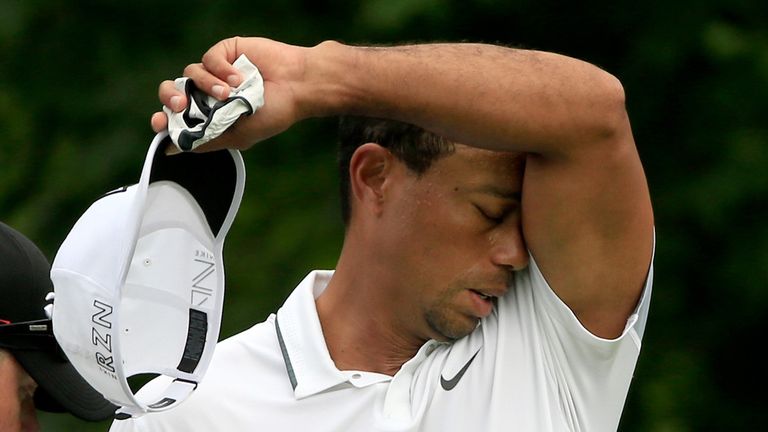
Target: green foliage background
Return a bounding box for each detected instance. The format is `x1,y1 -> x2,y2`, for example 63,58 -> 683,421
1,0 -> 766,430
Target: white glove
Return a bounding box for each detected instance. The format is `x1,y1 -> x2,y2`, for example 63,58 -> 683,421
164,54 -> 265,151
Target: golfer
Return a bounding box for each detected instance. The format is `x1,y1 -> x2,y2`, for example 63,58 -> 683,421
111,37 -> 654,431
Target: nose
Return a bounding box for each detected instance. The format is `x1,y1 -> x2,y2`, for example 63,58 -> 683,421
489,228 -> 529,271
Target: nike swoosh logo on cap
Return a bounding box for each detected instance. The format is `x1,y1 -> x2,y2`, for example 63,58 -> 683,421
440,351 -> 479,391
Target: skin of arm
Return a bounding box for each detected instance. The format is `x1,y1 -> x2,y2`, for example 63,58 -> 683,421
155,37 -> 654,338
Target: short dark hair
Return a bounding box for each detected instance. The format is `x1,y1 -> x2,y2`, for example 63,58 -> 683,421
337,116 -> 455,225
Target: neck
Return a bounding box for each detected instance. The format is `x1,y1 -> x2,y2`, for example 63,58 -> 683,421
316,244 -> 426,376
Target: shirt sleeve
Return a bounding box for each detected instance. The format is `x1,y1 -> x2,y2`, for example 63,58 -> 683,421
489,237 -> 654,431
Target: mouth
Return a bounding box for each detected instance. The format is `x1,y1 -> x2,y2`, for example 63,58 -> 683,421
470,290 -> 493,300
467,289 -> 497,317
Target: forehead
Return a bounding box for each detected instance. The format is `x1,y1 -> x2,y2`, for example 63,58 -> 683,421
424,144 -> 524,190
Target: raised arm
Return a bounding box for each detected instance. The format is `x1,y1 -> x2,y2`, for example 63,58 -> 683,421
156,37 -> 654,338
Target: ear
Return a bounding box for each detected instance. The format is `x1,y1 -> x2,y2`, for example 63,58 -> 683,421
349,143 -> 396,219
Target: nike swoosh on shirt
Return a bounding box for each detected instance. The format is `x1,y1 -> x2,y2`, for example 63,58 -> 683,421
440,351 -> 479,391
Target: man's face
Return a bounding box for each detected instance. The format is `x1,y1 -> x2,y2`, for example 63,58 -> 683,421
0,351 -> 39,432
377,145 -> 528,342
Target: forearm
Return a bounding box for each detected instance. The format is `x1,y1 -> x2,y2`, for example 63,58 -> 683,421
296,41 -> 652,339
300,41 -> 628,156
153,37 -> 652,338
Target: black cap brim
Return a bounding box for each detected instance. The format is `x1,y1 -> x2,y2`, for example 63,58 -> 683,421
14,348 -> 117,421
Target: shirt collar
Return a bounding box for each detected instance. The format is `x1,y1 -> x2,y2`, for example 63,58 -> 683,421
275,270 -> 392,399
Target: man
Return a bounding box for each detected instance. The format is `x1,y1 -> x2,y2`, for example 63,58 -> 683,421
112,37 -> 654,431
0,222 -> 116,431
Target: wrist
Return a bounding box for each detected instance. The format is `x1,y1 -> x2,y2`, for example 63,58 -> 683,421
298,40 -> 361,119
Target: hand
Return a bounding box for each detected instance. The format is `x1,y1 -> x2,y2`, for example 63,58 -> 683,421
153,37 -> 311,152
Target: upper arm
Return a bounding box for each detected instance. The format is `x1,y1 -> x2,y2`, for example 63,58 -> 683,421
328,43 -> 654,338
521,81 -> 654,339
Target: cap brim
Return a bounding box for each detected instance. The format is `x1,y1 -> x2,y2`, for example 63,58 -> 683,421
14,349 -> 117,421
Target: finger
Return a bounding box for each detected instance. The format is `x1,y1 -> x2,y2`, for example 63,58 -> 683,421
202,37 -> 244,87
158,80 -> 186,112
183,62 -> 231,100
151,112 -> 168,133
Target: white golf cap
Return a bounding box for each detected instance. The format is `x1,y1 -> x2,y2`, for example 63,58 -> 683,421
50,131 -> 245,419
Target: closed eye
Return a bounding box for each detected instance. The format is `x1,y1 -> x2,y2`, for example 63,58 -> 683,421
474,205 -> 505,224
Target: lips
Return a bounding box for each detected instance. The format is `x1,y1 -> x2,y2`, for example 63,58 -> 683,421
468,289 -> 495,317
473,290 -> 492,300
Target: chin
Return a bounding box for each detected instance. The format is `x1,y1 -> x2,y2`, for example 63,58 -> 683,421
426,311 -> 478,341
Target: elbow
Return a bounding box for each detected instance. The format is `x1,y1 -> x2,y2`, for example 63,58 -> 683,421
590,71 -> 631,143
577,71 -> 640,168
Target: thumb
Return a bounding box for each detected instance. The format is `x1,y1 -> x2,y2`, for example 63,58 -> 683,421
202,37 -> 245,87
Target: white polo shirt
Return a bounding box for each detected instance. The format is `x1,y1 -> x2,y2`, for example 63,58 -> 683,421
110,254 -> 653,432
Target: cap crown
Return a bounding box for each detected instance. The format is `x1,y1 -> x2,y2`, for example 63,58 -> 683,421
50,132 -> 245,417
